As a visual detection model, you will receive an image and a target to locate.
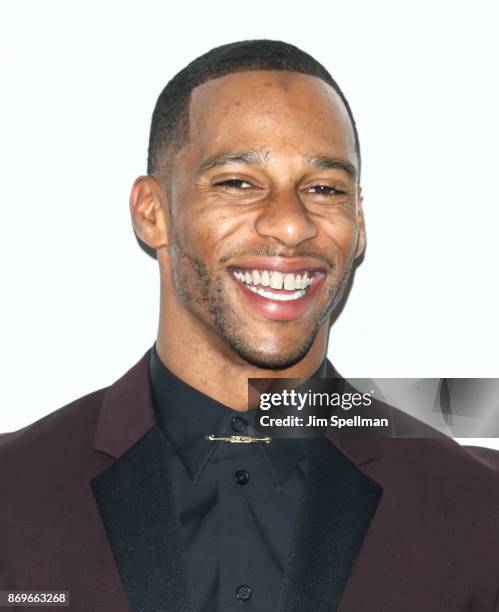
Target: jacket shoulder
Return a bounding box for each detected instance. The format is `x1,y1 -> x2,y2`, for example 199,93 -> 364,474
463,444 -> 499,470
370,436 -> 499,518
377,435 -> 499,477
0,387 -> 110,484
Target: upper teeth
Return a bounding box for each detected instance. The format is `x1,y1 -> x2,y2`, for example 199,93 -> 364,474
233,269 -> 311,291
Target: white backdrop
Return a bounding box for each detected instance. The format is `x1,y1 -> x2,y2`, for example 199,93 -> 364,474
1,1 -> 498,449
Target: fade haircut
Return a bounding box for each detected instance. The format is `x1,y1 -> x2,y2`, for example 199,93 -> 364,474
147,39 -> 361,181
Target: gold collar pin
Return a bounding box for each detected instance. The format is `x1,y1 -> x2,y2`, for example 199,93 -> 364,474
205,434 -> 272,444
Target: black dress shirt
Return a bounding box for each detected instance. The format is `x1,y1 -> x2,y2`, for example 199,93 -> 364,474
149,345 -> 326,612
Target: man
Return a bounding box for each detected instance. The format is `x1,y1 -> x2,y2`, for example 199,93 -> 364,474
1,39 -> 499,612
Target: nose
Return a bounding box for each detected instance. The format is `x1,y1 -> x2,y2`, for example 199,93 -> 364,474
254,189 -> 318,247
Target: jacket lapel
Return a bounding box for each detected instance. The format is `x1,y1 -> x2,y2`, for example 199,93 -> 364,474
91,425 -> 196,612
273,359 -> 384,611
278,439 -> 383,612
91,351 -> 195,611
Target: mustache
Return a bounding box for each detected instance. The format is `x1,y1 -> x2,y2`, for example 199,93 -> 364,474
219,248 -> 336,271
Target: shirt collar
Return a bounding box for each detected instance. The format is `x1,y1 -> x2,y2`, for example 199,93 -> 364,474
148,343 -> 327,487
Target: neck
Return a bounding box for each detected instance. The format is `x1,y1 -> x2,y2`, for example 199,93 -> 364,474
155,300 -> 330,412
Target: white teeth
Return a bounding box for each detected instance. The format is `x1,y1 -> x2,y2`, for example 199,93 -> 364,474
284,273 -> 295,290
232,268 -> 314,292
270,271 -> 283,289
251,286 -> 306,301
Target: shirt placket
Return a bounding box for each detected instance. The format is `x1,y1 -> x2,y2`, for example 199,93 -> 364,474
217,426 -> 256,610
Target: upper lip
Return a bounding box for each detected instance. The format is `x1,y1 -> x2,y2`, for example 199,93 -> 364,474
228,257 -> 327,274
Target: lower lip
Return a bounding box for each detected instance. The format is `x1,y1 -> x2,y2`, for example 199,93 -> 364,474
232,274 -> 324,321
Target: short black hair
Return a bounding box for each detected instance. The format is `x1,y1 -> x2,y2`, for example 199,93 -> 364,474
147,39 -> 361,180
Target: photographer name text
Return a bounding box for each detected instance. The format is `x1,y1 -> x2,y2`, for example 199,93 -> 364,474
259,414 -> 389,429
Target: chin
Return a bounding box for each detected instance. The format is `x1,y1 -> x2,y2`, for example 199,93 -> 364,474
239,350 -> 310,371
208,279 -> 326,370
225,329 -> 319,371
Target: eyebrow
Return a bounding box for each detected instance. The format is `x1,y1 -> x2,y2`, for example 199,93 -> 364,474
306,155 -> 358,181
197,150 -> 357,181
198,150 -> 271,174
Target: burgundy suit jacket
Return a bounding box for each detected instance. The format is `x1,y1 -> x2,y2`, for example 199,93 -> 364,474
1,349 -> 499,611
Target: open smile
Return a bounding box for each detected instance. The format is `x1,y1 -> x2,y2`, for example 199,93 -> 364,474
232,268 -> 316,300
228,259 -> 327,321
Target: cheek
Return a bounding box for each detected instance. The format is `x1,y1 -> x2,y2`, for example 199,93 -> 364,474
172,213 -> 218,258
178,204 -> 246,261
323,214 -> 360,260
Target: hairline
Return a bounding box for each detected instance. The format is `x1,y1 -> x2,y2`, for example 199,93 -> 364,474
152,68 -> 360,184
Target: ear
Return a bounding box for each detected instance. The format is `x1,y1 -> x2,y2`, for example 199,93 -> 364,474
355,187 -> 366,259
129,175 -> 168,251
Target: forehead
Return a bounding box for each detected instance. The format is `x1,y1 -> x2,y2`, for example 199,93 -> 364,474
185,70 -> 357,164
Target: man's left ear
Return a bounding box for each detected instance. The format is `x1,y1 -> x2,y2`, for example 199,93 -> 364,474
355,188 -> 366,259
129,175 -> 168,251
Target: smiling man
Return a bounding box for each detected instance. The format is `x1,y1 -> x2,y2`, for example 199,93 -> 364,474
135,53 -> 363,408
1,40 -> 499,612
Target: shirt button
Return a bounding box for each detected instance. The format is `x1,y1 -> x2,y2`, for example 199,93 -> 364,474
231,416 -> 247,433
234,469 -> 250,486
236,585 -> 252,601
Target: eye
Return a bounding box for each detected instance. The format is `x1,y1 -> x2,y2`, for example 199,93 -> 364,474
214,179 -> 255,190
305,185 -> 347,196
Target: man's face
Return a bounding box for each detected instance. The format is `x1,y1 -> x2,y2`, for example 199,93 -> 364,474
164,70 -> 364,369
